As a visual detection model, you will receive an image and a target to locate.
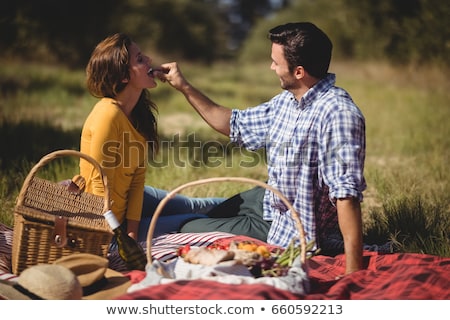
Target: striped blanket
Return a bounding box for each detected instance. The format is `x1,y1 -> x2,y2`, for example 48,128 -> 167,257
0,223 -> 14,281
108,231 -> 237,272
0,222 -> 236,277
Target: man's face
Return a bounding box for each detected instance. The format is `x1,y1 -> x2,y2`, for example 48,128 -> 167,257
270,43 -> 297,91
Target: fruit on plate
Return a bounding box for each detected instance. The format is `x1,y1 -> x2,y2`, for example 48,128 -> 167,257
176,239 -> 317,277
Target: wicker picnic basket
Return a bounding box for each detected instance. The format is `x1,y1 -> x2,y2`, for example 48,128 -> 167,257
11,149 -> 113,275
146,177 -> 307,266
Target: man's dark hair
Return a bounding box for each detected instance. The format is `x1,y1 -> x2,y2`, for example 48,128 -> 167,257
269,22 -> 332,79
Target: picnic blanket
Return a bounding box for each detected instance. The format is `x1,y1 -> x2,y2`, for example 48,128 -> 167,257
1,223 -> 449,299
117,240 -> 450,300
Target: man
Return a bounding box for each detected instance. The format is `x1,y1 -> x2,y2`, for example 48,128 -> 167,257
159,22 -> 365,275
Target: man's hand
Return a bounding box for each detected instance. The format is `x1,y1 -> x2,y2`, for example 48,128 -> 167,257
157,61 -> 232,136
158,62 -> 190,92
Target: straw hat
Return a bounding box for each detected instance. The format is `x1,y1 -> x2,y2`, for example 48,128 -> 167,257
54,253 -> 131,300
0,264 -> 82,300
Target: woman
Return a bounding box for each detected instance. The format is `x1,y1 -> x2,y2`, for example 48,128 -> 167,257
80,33 -> 223,242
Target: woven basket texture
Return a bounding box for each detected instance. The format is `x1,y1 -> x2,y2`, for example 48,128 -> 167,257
11,150 -> 112,275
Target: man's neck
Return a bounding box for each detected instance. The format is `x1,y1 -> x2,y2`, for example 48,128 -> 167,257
293,76 -> 320,101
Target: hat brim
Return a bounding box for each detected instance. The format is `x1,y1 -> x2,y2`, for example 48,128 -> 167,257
83,268 -> 131,300
54,253 -> 132,300
0,280 -> 32,300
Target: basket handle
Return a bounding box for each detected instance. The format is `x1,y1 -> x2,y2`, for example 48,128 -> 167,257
146,177 -> 307,264
16,149 -> 110,213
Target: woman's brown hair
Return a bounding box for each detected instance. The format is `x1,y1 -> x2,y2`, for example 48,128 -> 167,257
86,33 -> 159,153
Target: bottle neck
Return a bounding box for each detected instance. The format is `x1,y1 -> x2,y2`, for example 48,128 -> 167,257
103,210 -> 121,230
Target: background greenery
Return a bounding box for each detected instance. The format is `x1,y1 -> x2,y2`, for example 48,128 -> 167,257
1,0 -> 449,256
2,0 -> 448,66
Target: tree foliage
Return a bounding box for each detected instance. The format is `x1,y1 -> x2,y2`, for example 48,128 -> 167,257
0,0 -> 231,66
239,0 -> 449,67
118,0 -> 228,63
344,0 -> 450,65
0,0 -> 276,67
0,0 -> 448,67
0,0 -> 123,67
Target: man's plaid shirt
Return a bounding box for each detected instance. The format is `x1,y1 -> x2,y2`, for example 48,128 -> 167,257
229,73 -> 366,248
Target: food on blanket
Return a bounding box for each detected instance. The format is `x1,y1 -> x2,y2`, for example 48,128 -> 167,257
176,239 -> 318,277
244,239 -> 318,277
230,249 -> 261,266
227,241 -> 269,266
236,242 -> 258,252
178,241 -> 267,267
256,245 -> 271,258
183,247 -> 235,266
275,239 -> 304,267
256,239 -> 318,277
177,244 -> 191,258
230,241 -> 270,258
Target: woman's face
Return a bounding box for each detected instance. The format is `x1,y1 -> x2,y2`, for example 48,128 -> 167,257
126,42 -> 158,90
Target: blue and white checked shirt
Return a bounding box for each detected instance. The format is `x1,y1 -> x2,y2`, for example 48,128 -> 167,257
229,73 -> 366,248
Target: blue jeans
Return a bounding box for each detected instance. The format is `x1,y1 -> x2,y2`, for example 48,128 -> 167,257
138,186 -> 225,241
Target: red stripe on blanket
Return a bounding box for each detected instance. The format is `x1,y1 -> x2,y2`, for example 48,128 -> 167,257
0,271 -> 18,282
118,280 -> 301,300
306,252 -> 450,299
151,231 -> 235,260
118,239 -> 450,300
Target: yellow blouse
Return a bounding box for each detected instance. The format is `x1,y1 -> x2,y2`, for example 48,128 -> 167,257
80,98 -> 148,223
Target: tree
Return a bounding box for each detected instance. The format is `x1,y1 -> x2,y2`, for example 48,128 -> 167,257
344,0 -> 450,65
0,0 -> 287,66
0,0 -> 122,67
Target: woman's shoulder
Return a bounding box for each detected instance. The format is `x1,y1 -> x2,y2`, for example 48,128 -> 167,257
94,97 -> 121,113
89,98 -> 123,119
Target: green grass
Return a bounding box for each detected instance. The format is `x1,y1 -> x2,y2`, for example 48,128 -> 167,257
364,198 -> 450,257
1,59 -> 449,257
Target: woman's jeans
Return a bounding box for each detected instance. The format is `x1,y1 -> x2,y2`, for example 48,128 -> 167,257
138,186 -> 225,241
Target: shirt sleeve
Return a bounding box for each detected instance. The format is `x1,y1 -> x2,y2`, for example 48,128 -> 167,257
320,104 -> 366,201
229,101 -> 273,150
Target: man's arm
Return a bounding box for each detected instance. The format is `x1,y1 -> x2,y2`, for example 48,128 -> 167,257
159,62 -> 231,136
336,197 -> 363,275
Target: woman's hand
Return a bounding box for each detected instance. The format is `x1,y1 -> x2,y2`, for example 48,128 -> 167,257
126,219 -> 140,241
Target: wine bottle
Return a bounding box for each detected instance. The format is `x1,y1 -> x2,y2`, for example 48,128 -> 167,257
103,210 -> 147,271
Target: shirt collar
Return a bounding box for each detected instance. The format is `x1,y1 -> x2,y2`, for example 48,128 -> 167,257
298,73 -> 336,110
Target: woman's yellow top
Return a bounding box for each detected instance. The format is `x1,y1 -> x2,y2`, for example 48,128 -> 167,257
80,97 -> 148,223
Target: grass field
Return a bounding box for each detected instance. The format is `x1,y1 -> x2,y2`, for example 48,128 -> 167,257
1,59 -> 449,256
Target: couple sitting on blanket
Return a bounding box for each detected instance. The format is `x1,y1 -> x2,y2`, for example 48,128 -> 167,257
81,22 -> 390,277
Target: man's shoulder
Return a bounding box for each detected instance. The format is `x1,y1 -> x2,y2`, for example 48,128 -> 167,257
319,86 -> 363,115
